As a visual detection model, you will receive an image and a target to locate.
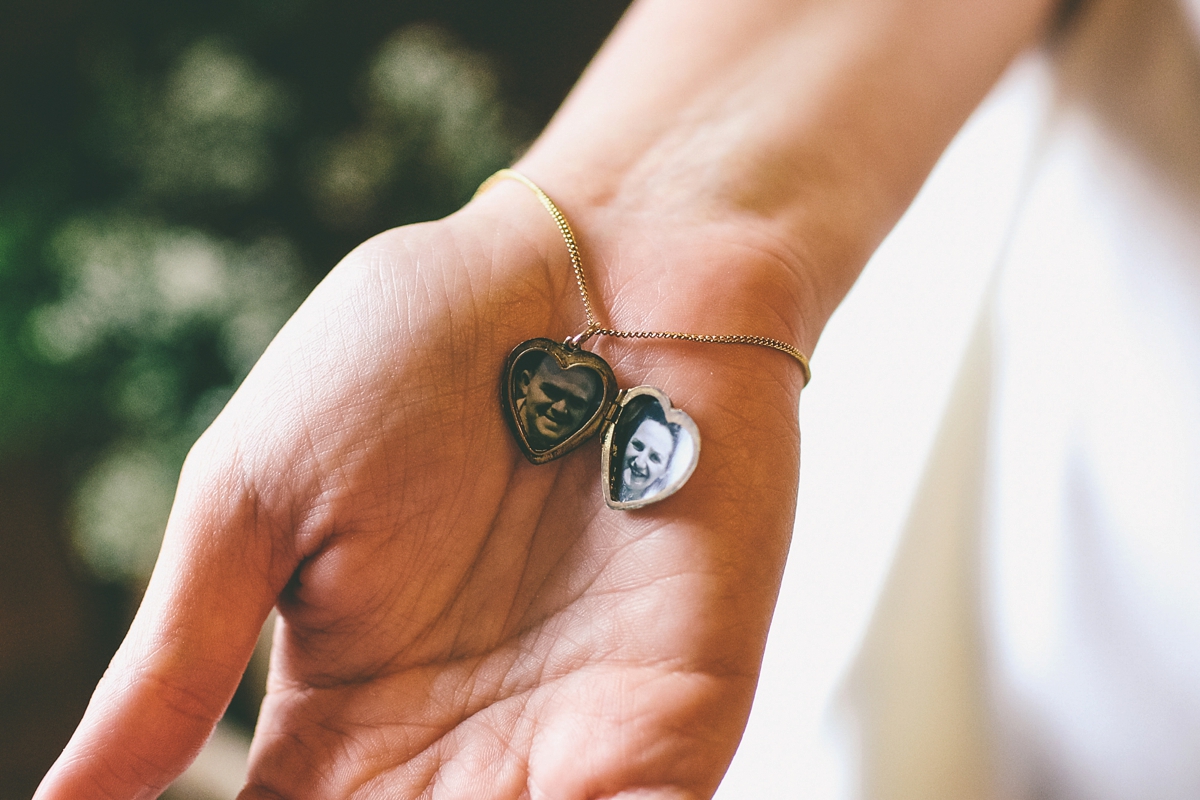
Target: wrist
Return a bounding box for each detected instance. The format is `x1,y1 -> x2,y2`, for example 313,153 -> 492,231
470,168 -> 821,372
512,0 -> 1056,349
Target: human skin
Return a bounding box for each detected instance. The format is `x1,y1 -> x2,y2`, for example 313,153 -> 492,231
35,0 -> 1055,798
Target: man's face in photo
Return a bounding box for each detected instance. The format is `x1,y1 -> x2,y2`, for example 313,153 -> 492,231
517,357 -> 599,450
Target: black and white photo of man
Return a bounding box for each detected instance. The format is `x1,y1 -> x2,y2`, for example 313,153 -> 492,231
512,351 -> 602,451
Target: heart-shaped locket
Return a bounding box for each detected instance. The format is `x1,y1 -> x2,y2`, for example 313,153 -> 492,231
501,338 -> 619,464
600,386 -> 701,510
501,339 -> 702,507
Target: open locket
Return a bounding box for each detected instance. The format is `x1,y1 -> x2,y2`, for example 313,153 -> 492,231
501,338 -> 701,509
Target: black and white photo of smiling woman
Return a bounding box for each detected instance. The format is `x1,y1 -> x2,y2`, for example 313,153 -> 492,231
617,399 -> 677,503
604,392 -> 699,508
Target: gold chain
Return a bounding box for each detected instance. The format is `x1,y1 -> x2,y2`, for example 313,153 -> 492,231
474,168 -> 811,385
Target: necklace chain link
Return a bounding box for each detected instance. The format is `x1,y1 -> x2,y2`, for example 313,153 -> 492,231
475,168 -> 811,385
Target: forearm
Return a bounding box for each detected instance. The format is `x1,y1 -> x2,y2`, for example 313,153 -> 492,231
519,0 -> 1056,349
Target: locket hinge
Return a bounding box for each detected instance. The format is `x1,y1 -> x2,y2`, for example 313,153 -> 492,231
601,389 -> 627,428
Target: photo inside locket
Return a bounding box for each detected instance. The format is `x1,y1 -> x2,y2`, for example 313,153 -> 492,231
610,395 -> 694,504
511,350 -> 603,451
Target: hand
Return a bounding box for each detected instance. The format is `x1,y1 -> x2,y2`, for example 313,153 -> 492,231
37,0 -> 1054,793
35,181 -> 809,800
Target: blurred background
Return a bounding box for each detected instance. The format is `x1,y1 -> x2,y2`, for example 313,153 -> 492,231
0,1 -> 631,795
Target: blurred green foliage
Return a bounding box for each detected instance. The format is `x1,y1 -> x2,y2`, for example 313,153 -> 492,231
0,4 -> 629,792
0,0 -> 628,582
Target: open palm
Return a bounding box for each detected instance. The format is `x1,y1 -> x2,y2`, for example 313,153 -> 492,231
36,182 -> 808,800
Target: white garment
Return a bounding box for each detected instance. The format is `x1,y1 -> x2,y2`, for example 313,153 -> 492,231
986,1 -> 1200,794
718,0 -> 1200,797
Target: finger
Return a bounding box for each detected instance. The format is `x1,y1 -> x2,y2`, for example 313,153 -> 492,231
35,431 -> 294,800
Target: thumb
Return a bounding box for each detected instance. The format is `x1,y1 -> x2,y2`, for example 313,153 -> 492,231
35,434 -> 293,800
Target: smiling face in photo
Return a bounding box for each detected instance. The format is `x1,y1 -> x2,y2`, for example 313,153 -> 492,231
516,355 -> 601,451
621,417 -> 674,500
